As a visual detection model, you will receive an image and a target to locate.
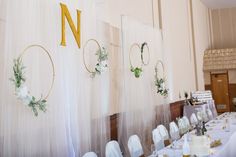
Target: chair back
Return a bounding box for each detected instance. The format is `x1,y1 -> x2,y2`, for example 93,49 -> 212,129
169,121 -> 180,141
157,125 -> 169,141
82,152 -> 98,157
152,128 -> 165,151
178,118 -> 186,135
128,135 -> 144,157
190,113 -> 198,126
106,140 -> 123,157
182,116 -> 191,131
197,111 -> 203,121
207,109 -> 213,120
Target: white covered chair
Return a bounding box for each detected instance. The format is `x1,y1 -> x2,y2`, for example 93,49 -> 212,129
169,121 -> 180,141
190,113 -> 198,127
182,116 -> 191,131
105,140 -> 123,157
128,135 -> 144,157
157,125 -> 169,141
206,109 -> 214,120
152,128 -> 165,151
82,152 -> 98,157
178,118 -> 186,135
197,111 -> 203,121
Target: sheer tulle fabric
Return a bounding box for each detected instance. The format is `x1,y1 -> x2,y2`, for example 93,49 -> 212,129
118,16 -> 170,156
0,0 -> 110,156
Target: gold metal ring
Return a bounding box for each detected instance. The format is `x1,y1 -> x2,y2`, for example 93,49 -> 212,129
141,43 -> 150,66
83,39 -> 102,73
19,44 -> 55,100
155,60 -> 165,78
129,43 -> 142,68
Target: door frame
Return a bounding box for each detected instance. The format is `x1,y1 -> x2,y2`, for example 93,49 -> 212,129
210,71 -> 230,112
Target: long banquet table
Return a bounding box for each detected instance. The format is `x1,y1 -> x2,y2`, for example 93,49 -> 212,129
156,112 -> 236,157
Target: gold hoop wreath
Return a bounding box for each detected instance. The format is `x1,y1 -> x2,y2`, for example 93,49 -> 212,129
129,43 -> 143,78
11,44 -> 55,116
129,42 -> 150,78
155,60 -> 165,78
155,60 -> 168,97
83,39 -> 108,78
141,42 -> 150,66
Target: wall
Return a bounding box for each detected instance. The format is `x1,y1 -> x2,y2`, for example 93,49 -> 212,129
160,0 -> 210,101
204,7 -> 236,111
95,0 -> 210,113
192,0 -> 211,90
210,7 -> 236,49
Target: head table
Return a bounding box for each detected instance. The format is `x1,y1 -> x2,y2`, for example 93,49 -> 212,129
154,112 -> 236,157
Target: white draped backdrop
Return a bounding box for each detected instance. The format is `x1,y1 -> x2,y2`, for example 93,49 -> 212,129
118,16 -> 170,156
0,0 -> 170,157
0,0 -> 110,156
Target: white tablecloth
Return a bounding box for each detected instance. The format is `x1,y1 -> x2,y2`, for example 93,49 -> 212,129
156,112 -> 236,157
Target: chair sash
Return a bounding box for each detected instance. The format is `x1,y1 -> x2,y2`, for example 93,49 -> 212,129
128,135 -> 144,157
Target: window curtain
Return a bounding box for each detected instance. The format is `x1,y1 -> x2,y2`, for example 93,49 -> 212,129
118,16 -> 171,156
0,0 -> 110,156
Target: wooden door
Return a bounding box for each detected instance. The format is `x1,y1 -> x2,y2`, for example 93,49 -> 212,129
211,73 -> 230,113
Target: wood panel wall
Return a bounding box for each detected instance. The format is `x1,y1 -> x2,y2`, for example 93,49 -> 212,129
109,100 -> 185,140
205,84 -> 236,111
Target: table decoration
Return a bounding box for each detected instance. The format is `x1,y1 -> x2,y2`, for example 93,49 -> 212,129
154,60 -> 168,97
83,39 -> 108,78
10,44 -> 55,116
210,139 -> 222,148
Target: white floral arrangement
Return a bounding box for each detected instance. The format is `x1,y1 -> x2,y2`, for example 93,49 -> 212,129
91,47 -> 108,78
10,58 -> 47,116
155,63 -> 168,97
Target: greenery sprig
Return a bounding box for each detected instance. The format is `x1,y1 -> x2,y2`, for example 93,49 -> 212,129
141,42 -> 147,63
130,66 -> 142,78
10,57 -> 47,116
91,47 -> 108,78
155,66 -> 168,97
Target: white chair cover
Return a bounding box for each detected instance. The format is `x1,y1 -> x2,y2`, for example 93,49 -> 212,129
157,125 -> 169,141
152,128 -> 165,151
169,121 -> 180,141
105,141 -> 123,157
182,116 -> 191,131
128,135 -> 144,157
83,152 -> 98,157
207,109 -> 214,120
178,118 -> 186,135
190,113 -> 198,126
197,111 -> 203,121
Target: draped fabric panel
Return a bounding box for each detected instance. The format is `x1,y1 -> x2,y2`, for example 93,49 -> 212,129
0,0 -> 110,156
118,16 -> 170,156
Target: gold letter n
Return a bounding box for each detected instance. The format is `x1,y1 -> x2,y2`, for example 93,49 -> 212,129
60,3 -> 81,48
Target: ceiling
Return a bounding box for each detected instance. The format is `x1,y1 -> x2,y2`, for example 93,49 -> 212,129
201,0 -> 236,9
